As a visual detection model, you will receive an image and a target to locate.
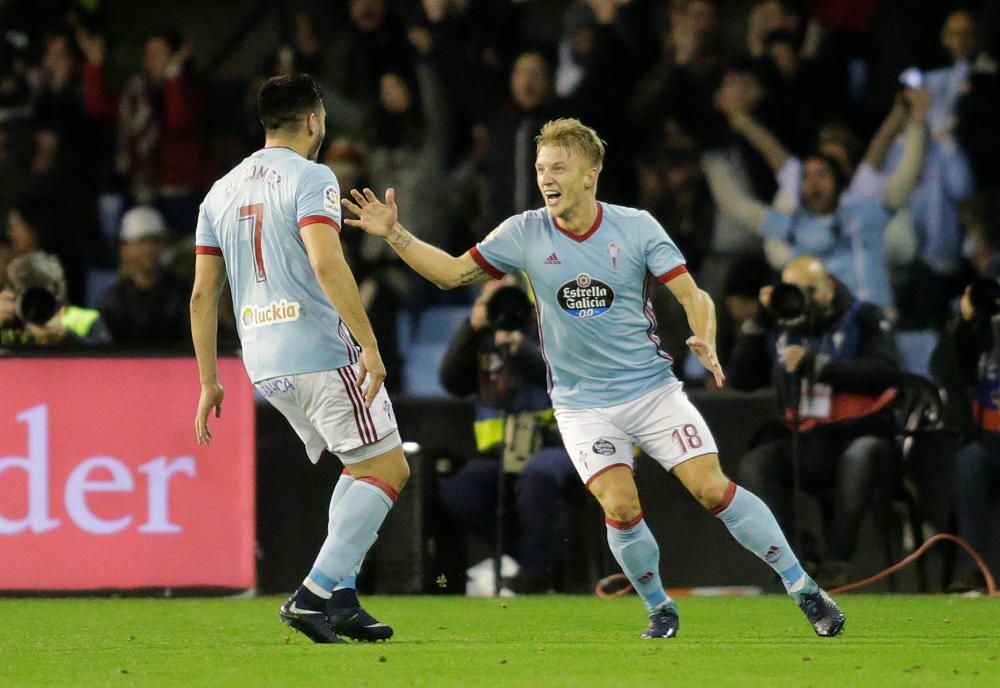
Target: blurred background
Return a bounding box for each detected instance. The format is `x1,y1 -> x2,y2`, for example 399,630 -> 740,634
2,0 -> 1000,597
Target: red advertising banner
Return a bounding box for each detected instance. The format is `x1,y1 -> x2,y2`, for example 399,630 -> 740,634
0,357 -> 255,590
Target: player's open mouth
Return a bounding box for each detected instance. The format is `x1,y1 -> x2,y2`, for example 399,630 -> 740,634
544,191 -> 561,206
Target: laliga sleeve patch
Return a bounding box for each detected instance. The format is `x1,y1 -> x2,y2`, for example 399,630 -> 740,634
323,185 -> 340,213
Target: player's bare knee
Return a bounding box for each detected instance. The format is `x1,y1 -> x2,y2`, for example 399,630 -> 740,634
599,494 -> 642,523
693,477 -> 731,511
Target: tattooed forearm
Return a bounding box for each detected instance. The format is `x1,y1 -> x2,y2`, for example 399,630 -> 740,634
455,265 -> 488,285
386,225 -> 413,252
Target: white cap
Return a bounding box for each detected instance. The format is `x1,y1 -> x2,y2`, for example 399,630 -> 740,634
120,206 -> 168,242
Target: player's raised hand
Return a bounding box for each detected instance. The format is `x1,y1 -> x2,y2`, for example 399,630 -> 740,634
195,382 -> 224,444
686,336 -> 726,388
342,187 -> 398,237
357,346 -> 387,407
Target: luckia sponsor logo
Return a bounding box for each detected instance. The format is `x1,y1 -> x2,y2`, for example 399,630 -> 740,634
241,299 -> 301,329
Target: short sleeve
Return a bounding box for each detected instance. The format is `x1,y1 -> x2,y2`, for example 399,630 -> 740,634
761,208 -> 795,242
470,215 -> 526,279
295,164 -> 341,232
194,202 -> 222,256
640,213 -> 687,284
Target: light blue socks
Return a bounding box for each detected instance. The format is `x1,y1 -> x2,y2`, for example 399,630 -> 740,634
712,482 -> 808,595
303,476 -> 395,597
606,514 -> 671,612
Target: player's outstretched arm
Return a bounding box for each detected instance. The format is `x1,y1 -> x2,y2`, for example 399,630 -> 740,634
301,222 -> 386,406
666,271 -> 726,387
342,188 -> 492,289
190,254 -> 228,444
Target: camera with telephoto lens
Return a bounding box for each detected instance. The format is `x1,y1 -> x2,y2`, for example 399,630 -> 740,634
768,282 -> 815,328
486,285 -> 533,334
15,286 -> 59,326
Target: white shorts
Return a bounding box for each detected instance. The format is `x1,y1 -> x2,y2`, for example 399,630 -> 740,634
554,382 -> 718,486
256,365 -> 400,464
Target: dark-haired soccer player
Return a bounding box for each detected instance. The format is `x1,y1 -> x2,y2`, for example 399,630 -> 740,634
190,74 -> 407,644
344,118 -> 845,639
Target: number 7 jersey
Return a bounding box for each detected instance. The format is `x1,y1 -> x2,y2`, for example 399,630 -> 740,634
195,146 -> 358,382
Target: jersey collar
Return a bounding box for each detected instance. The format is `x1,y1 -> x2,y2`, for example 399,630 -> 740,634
552,202 -> 603,243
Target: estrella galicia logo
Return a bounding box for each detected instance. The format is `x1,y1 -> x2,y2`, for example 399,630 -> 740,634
592,438 -> 616,456
557,273 -> 614,318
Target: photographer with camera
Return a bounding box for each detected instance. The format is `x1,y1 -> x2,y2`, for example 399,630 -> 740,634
729,255 -> 900,588
437,277 -> 578,594
0,252 -> 110,347
930,277 -> 1000,592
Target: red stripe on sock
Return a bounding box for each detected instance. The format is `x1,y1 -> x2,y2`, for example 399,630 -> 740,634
358,476 -> 399,503
709,481 -> 738,516
605,512 -> 644,530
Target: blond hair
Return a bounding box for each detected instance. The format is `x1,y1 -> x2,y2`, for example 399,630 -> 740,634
535,118 -> 606,172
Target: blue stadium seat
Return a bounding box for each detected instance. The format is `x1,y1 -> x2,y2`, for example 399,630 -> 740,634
414,306 -> 470,344
895,329 -> 939,379
402,342 -> 449,397
85,269 -> 118,309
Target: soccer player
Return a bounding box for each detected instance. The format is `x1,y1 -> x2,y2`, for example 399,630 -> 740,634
343,118 -> 845,638
190,74 -> 408,644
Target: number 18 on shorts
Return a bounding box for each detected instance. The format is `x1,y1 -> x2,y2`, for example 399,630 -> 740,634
554,383 -> 718,485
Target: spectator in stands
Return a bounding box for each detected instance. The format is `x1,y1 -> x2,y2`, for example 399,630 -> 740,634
730,255 -> 900,588
930,277 -> 1000,593
628,0 -> 722,154
1,251 -> 109,346
438,278 -> 579,594
25,32 -> 99,303
485,50 -> 559,225
930,193 -> 1000,592
702,88 -> 929,311
5,203 -> 50,256
77,27 -> 208,232
99,205 -> 187,346
327,0 -> 413,122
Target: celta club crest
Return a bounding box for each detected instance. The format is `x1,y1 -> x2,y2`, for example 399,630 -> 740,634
607,242 -> 619,268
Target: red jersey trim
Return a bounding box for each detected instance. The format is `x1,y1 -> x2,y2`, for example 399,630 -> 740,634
468,246 -> 505,280
553,202 -> 603,242
656,264 -> 688,284
298,215 -> 341,232
195,245 -> 223,257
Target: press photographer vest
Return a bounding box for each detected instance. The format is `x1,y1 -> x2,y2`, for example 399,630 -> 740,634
780,301 -> 896,431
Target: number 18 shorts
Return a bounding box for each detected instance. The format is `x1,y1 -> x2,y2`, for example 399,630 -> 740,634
554,382 -> 718,486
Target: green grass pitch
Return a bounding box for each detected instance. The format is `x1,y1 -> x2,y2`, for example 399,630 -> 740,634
2,595 -> 997,687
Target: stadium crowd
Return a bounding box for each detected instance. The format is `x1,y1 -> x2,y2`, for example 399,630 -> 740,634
2,0 -> 999,590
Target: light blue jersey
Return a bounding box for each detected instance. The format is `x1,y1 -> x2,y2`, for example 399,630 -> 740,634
195,147 -> 358,382
761,200 -> 894,309
471,202 -> 686,410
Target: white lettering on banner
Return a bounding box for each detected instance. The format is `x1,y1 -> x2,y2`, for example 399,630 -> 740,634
0,405 -> 197,535
0,405 -> 60,534
138,457 -> 196,533
65,457 -> 134,535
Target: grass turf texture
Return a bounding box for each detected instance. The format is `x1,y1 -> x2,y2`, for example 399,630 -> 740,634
2,595 -> 997,687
